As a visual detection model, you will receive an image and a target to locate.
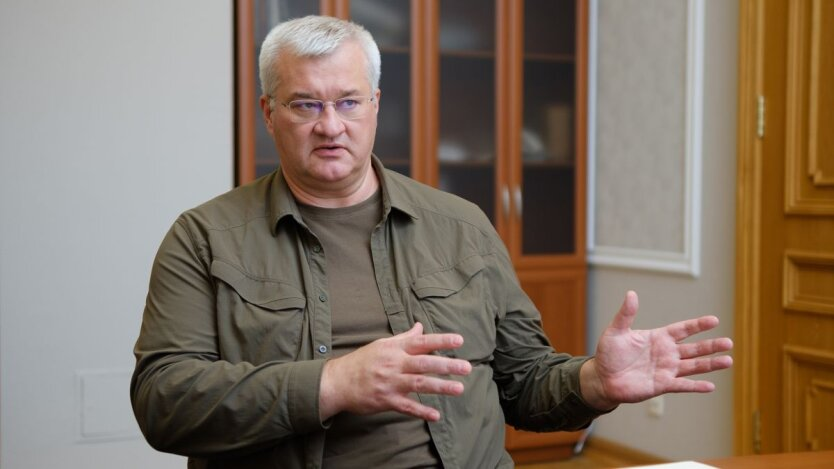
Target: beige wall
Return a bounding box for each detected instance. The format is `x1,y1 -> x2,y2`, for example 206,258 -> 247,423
0,1 -> 232,467
587,0 -> 738,460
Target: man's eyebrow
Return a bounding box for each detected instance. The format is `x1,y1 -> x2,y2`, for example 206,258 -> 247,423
288,92 -> 316,100
287,89 -> 362,100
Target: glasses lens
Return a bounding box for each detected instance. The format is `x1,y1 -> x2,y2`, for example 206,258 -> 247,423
335,97 -> 367,119
288,100 -> 323,120
285,97 -> 370,122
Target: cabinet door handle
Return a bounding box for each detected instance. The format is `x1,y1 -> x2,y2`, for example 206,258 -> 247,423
502,186 -> 511,219
513,186 -> 523,219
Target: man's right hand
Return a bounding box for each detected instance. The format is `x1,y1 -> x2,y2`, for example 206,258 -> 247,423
318,322 -> 472,422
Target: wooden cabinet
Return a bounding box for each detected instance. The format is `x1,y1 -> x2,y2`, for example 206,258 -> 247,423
236,0 -> 587,462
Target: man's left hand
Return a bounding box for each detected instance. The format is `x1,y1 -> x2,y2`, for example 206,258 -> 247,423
580,291 -> 734,411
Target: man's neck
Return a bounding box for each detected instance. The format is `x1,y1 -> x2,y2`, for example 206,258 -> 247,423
285,164 -> 380,208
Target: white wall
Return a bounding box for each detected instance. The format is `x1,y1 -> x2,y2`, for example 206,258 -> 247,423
0,1 -> 233,467
587,0 -> 738,460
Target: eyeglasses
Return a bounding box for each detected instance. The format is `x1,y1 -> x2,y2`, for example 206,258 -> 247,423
277,96 -> 375,123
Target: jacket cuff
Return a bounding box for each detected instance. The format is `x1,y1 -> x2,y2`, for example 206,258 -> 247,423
287,359 -> 327,434
570,356 -> 618,418
525,356 -> 616,432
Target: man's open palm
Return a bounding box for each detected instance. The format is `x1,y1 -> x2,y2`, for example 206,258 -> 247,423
591,291 -> 734,406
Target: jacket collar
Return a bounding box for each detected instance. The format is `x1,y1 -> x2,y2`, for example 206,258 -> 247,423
268,155 -> 419,236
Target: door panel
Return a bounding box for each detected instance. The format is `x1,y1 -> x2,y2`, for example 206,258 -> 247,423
350,0 -> 413,176
437,0 -> 497,223
784,0 -> 834,214
250,0 -> 320,178
520,0 -> 577,256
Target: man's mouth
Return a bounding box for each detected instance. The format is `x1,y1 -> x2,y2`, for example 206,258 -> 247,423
315,143 -> 344,151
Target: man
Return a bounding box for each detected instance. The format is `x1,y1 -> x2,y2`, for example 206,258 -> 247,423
131,15 -> 732,469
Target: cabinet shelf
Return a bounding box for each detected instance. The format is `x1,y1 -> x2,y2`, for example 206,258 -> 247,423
524,52 -> 575,63
438,158 -> 495,167
439,48 -> 494,59
522,159 -> 575,168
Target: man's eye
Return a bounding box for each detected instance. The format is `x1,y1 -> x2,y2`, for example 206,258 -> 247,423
338,99 -> 359,110
293,101 -> 319,111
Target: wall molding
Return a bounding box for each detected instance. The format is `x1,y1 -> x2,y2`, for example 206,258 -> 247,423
587,0 -> 704,277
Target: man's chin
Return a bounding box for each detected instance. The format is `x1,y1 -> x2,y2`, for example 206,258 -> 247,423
309,163 -> 356,184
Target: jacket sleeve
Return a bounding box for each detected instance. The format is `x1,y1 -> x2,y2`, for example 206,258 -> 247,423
130,217 -> 324,457
485,234 -> 610,432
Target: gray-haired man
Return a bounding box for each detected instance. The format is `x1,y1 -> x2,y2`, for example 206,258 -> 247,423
131,15 -> 732,469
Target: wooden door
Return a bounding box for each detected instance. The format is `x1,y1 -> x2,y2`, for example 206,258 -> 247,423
736,0 -> 834,455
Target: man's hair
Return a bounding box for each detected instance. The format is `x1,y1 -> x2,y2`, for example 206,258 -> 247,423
259,15 -> 381,105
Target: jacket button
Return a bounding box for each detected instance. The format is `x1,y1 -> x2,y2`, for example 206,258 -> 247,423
312,245 -> 322,253
318,294 -> 327,302
318,345 -> 328,354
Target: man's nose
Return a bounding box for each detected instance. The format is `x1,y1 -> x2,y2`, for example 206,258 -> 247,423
313,104 -> 346,136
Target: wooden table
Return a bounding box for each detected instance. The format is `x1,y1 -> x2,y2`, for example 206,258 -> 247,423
702,450 -> 834,468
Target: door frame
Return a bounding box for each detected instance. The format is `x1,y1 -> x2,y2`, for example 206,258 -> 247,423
734,0 -> 765,456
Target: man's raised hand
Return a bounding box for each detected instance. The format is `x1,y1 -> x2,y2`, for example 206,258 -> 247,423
580,291 -> 734,411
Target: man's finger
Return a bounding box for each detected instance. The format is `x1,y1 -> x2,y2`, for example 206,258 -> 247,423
404,354 -> 472,376
402,331 -> 465,355
665,315 -> 720,342
403,374 -> 465,396
404,322 -> 423,336
676,355 -> 734,378
388,395 -> 442,422
609,290 -> 639,331
677,337 -> 734,359
664,378 -> 717,394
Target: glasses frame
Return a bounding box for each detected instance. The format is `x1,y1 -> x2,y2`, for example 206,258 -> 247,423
275,95 -> 376,123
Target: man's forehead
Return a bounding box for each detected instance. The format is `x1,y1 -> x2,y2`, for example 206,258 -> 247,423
274,45 -> 370,97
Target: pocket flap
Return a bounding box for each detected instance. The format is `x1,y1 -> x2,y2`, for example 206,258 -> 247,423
211,260 -> 306,310
411,255 -> 486,299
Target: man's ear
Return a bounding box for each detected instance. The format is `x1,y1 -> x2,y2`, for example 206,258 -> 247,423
373,88 -> 381,115
259,95 -> 274,133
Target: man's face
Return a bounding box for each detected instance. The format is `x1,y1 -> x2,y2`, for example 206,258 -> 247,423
261,41 -> 380,197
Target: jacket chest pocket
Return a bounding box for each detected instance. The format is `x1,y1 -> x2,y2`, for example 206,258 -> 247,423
410,255 -> 496,363
211,260 -> 306,364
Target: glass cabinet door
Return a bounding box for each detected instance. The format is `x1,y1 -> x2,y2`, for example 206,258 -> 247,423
251,0 -> 320,178
437,0 -> 497,223
350,0 -> 412,176
520,0 -> 576,254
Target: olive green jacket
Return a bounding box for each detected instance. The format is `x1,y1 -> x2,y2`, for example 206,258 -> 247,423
131,158 -> 605,468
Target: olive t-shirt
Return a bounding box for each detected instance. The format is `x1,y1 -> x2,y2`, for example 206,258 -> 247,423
299,190 -> 440,468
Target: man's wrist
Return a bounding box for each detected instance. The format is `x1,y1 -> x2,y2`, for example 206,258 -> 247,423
579,358 -> 618,412
318,358 -> 342,422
